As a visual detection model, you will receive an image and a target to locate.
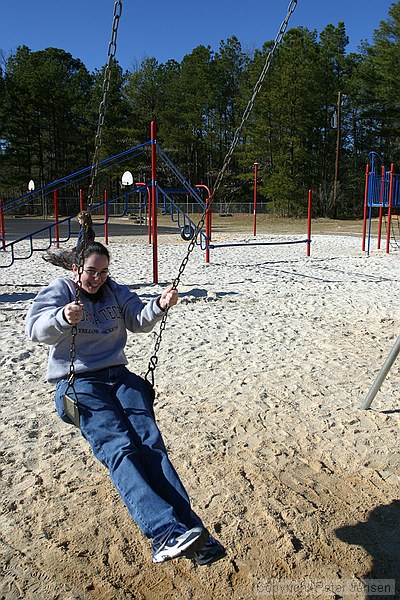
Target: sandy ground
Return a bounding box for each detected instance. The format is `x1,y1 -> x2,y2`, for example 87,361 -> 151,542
0,217 -> 399,600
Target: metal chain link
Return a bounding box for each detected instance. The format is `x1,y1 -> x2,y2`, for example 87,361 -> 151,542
87,0 -> 123,209
145,0 -> 298,386
67,254 -> 85,388
145,212 -> 207,386
67,1 -> 123,389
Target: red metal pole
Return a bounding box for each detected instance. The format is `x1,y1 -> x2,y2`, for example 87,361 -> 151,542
253,162 -> 258,237
147,186 -> 152,240
386,163 -> 394,254
54,189 -> 60,248
104,189 -> 109,245
151,121 -> 158,284
206,198 -> 211,264
147,185 -> 152,244
0,199 -> 5,251
377,165 -> 385,250
307,189 -> 312,257
196,184 -> 212,264
362,164 -> 369,252
79,188 -> 84,212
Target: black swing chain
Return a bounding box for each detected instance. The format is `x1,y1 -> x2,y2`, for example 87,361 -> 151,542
145,210 -> 207,387
67,251 -> 85,389
87,0 -> 122,210
145,0 -> 298,387
67,1 -> 123,391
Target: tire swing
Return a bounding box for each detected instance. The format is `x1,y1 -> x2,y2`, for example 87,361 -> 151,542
180,224 -> 195,241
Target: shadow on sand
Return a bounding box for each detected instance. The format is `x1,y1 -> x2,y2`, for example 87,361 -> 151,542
336,500 -> 400,599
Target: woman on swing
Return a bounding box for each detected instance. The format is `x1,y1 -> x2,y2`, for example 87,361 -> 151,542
26,241 -> 225,566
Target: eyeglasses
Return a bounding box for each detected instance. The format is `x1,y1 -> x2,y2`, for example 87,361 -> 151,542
84,268 -> 109,278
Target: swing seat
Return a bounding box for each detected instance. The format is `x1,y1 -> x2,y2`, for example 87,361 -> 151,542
63,392 -> 81,427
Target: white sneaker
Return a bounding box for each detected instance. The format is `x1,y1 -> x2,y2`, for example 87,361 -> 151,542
185,535 -> 227,566
152,525 -> 209,564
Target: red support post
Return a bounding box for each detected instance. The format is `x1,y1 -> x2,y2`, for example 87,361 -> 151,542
148,186 -> 152,244
253,162 -> 258,237
386,163 -> 394,254
54,190 -> 60,248
79,188 -> 84,212
362,164 -> 370,252
104,189 -> 109,245
151,121 -> 158,284
307,189 -> 312,257
377,165 -> 385,250
206,196 -> 212,264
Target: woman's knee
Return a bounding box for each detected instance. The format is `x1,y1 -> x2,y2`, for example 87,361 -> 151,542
119,370 -> 156,419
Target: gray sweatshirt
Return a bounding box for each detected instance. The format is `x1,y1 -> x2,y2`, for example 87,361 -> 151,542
25,277 -> 165,383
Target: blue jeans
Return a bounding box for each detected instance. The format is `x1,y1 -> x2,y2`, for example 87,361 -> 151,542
55,366 -> 203,539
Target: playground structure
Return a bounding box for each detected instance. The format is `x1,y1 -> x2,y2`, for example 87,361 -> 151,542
0,122 -> 212,282
362,152 -> 400,255
0,160 -> 313,276
0,0 -> 301,293
360,152 -> 400,409
0,119 -> 314,278
208,188 -> 312,258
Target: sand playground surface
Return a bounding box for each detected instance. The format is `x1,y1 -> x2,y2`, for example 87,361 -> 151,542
0,217 -> 399,600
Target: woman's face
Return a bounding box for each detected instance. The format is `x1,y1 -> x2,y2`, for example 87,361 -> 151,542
73,252 -> 109,294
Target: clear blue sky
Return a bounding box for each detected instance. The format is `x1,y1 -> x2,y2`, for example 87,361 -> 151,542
0,0 -> 396,72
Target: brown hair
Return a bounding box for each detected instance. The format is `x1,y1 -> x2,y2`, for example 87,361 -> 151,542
81,242 -> 110,262
77,211 -> 93,227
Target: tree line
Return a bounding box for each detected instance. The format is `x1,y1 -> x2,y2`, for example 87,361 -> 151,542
1,2 -> 399,218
